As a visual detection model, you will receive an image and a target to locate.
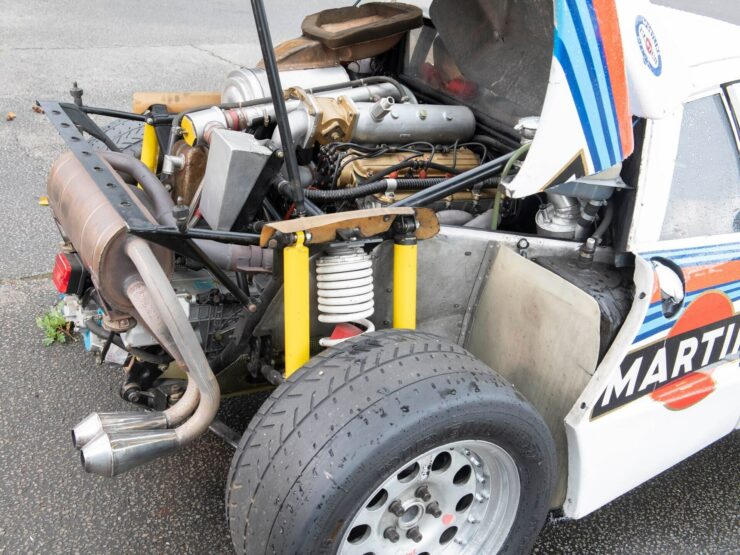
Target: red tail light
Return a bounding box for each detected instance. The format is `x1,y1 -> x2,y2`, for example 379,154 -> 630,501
52,253 -> 72,293
52,253 -> 87,295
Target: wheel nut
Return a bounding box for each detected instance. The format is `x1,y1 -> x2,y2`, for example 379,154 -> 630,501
426,501 -> 442,518
388,499 -> 405,517
406,526 -> 423,543
415,485 -> 432,502
383,527 -> 400,543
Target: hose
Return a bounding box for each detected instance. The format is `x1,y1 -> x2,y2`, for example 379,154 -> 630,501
491,142 -> 530,230
591,201 -> 615,243
99,152 -> 273,272
125,238 -> 220,445
304,177 -> 497,202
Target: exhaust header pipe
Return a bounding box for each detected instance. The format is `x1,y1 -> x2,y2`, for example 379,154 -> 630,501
71,238 -> 220,477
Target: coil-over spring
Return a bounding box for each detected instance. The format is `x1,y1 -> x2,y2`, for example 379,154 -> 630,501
316,246 -> 375,346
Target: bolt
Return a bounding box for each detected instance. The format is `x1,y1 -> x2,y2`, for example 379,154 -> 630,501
383,527 -> 400,543
275,149 -> 284,159
415,485 -> 432,502
426,501 -> 442,518
388,500 -> 405,517
406,527 -> 423,543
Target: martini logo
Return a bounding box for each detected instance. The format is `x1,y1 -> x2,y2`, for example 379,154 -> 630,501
593,293 -> 738,418
635,15 -> 662,76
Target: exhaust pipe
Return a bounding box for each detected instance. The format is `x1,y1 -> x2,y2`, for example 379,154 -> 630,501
72,412 -> 167,450
80,429 -> 179,477
75,238 -> 220,476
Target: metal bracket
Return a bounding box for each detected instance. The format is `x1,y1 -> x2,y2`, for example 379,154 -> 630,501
39,100 -> 154,229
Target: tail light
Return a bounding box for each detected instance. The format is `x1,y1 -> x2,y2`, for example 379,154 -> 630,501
52,252 -> 87,295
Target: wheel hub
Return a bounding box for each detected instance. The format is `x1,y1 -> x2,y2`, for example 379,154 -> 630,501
338,440 -> 521,554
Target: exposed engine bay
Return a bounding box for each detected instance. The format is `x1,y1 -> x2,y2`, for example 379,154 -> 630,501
42,0 -> 629,476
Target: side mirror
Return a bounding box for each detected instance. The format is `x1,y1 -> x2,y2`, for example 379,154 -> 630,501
652,257 -> 685,319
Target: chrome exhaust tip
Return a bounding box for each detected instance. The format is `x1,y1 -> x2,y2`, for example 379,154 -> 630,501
71,412 -> 169,449
80,429 -> 179,477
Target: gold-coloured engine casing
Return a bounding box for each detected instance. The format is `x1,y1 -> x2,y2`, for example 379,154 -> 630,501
337,147 -> 493,204
337,147 -> 481,186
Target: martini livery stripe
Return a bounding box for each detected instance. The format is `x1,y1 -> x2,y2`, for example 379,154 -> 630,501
554,0 -> 633,172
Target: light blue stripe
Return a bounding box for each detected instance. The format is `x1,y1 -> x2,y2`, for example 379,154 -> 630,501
640,285 -> 740,336
642,242 -> 740,259
558,2 -> 611,169
571,0 -> 621,161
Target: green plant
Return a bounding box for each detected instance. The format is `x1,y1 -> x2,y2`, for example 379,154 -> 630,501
36,306 -> 75,346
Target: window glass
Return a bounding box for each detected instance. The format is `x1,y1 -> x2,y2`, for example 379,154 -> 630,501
661,94 -> 740,240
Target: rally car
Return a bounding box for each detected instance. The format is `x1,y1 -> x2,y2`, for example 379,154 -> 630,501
40,0 -> 739,553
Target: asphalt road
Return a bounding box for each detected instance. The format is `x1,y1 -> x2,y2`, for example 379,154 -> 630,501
0,1 -> 738,553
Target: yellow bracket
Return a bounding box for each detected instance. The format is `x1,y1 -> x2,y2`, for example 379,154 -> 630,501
140,121 -> 159,174
284,231 -> 310,377
393,241 -> 418,329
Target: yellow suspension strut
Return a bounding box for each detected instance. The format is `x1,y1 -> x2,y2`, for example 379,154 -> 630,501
140,116 -> 159,174
283,231 -> 310,377
393,217 -> 418,329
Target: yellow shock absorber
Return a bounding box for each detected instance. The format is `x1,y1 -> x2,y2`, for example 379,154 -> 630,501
284,231 -> 310,377
393,238 -> 418,329
140,120 -> 160,174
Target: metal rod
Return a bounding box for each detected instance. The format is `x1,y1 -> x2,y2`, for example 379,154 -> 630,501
392,151 -> 515,207
79,106 -> 149,122
250,0 -> 305,216
130,225 -> 261,246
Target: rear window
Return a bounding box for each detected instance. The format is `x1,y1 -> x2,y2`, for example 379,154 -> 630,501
660,94 -> 740,240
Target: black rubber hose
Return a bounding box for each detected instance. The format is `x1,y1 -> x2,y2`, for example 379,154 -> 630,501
86,319 -> 171,364
304,177 -> 497,202
358,159 -> 462,187
592,201 -> 615,242
393,151 -> 514,207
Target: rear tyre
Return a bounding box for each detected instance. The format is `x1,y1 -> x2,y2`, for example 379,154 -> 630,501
88,119 -> 144,156
226,330 -> 556,555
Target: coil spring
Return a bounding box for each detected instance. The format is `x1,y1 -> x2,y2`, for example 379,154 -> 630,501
316,246 -> 375,346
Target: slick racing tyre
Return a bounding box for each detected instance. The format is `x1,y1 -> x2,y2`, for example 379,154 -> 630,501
226,330 -> 556,555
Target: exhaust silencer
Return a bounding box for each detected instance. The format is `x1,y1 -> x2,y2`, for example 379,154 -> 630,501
72,412 -> 168,449
80,430 -> 179,477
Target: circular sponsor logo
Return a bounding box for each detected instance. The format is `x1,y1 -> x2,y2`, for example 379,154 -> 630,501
635,15 -> 662,76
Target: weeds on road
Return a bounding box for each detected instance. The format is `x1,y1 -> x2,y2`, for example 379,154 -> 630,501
36,306 -> 75,346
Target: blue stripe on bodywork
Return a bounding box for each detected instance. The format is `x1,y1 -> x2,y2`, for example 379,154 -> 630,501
567,0 -> 619,165
585,0 -> 623,159
554,34 -> 603,170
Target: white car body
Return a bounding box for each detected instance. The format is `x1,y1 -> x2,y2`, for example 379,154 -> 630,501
400,0 -> 740,518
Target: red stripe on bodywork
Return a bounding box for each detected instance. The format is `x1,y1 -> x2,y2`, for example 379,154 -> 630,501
651,260 -> 740,304
651,372 -> 716,410
592,0 -> 633,157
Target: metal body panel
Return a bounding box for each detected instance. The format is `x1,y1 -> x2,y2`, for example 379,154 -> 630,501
466,245 -> 601,507
200,129 -> 274,231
